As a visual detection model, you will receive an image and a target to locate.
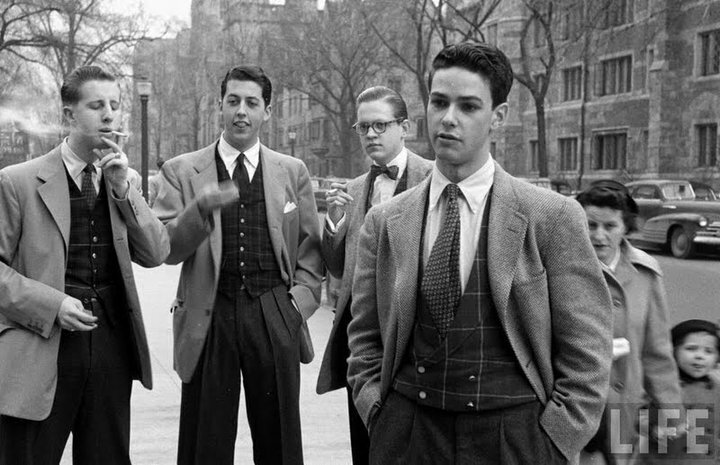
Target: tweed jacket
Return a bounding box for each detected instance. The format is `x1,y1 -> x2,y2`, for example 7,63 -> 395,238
0,146 -> 170,420
347,163 -> 614,460
316,150 -> 432,394
602,241 -> 683,448
152,142 -> 323,383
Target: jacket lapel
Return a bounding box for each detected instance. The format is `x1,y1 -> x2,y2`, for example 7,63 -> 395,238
487,166 -> 528,318
347,174 -> 367,233
387,177 -> 430,370
190,145 -> 222,274
260,147 -> 291,275
36,148 -> 71,249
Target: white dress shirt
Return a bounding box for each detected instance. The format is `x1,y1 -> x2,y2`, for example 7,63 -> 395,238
218,134 -> 260,182
601,247 -> 622,274
368,147 -> 408,207
61,138 -> 101,194
423,156 -> 495,293
326,147 -> 408,232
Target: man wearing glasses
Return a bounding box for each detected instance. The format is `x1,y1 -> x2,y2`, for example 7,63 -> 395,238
316,85 -> 432,465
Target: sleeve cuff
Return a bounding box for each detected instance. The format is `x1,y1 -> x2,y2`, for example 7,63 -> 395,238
110,181 -> 131,201
325,213 -> 346,233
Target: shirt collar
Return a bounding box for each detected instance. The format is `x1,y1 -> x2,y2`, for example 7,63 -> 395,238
428,154 -> 495,214
218,133 -> 260,170
372,147 -> 408,177
61,138 -> 100,179
604,247 -> 622,273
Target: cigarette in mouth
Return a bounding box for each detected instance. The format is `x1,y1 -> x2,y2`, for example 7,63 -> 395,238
111,131 -> 128,138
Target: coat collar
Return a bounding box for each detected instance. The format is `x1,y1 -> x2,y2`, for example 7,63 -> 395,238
386,176 -> 430,369
604,239 -> 662,288
37,147 -> 71,247
486,164 -> 529,316
621,239 -> 662,275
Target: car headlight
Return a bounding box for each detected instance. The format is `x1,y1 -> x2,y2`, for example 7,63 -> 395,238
699,216 -> 708,227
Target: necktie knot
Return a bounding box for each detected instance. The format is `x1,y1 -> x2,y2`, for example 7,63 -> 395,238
83,164 -> 95,175
370,164 -> 399,180
233,152 -> 250,183
444,183 -> 459,202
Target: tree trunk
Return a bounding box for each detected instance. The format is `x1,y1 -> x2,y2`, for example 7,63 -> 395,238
535,96 -> 548,178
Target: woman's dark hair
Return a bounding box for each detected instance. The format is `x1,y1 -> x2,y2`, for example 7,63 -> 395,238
576,180 -> 639,233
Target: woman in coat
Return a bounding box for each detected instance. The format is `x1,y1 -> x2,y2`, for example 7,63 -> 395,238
577,181 -> 684,465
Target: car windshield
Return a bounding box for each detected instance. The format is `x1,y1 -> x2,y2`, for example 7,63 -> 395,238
661,183 -> 695,200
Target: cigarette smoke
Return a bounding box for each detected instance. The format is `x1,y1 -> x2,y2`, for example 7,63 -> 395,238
0,105 -> 64,137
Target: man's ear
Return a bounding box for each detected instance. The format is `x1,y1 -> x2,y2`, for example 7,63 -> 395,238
63,106 -> 75,124
400,119 -> 410,138
491,103 -> 508,130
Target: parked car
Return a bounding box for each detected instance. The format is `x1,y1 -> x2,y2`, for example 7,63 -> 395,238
625,180 -> 720,258
690,181 -> 719,201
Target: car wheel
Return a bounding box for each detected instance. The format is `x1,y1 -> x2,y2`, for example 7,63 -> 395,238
669,226 -> 695,259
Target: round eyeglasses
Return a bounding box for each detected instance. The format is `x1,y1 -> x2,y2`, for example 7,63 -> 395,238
352,119 -> 404,136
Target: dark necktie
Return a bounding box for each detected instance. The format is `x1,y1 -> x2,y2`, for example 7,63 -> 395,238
81,164 -> 97,210
232,152 -> 250,184
421,183 -> 462,339
365,164 -> 400,213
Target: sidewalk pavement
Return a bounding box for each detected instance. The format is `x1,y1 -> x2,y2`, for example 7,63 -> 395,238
61,263 -> 352,464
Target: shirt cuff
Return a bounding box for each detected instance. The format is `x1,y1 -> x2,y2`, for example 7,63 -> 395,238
289,294 -> 301,314
110,181 -> 131,201
326,213 -> 346,233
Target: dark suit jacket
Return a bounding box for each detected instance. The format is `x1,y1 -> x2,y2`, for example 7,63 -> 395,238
153,142 -> 323,383
316,150 -> 432,394
0,146 -> 170,420
347,164 -> 614,460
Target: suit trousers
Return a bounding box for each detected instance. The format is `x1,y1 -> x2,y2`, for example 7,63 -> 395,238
0,293 -> 134,465
368,391 -> 566,465
338,301 -> 370,465
346,387 -> 370,465
177,283 -> 304,465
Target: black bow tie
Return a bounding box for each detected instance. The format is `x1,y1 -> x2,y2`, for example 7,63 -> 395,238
369,164 -> 399,180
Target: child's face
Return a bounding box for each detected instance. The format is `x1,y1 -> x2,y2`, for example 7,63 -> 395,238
675,331 -> 720,379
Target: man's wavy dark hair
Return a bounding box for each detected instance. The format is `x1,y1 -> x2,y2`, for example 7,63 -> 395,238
427,41 -> 514,109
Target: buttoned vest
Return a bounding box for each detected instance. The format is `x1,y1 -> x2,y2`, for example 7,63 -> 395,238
216,150 -> 283,297
394,195 -> 537,411
64,170 -> 123,292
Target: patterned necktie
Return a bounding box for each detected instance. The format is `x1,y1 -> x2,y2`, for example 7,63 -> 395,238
421,183 -> 462,339
232,152 -> 250,184
81,164 -> 97,210
365,164 -> 400,213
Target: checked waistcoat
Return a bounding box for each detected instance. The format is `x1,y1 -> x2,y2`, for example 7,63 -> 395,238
216,149 -> 283,298
394,194 -> 537,412
64,168 -> 123,291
